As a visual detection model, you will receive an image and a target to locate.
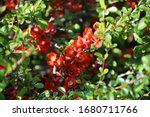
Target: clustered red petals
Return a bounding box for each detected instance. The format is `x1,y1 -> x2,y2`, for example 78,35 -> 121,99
44,77 -> 59,93
126,0 -> 138,8
4,85 -> 18,100
67,3 -> 83,12
64,46 -> 76,58
49,1 -> 83,18
64,77 -> 76,90
46,26 -> 102,91
36,38 -> 50,53
29,25 -> 51,53
49,0 -> 62,8
72,39 -> 83,51
55,55 -> 64,68
44,23 -> 56,34
14,23 -> 56,53
64,63 -> 80,77
30,25 -> 43,39
6,0 -> 18,10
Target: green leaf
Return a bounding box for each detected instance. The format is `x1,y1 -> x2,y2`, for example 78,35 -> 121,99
104,53 -> 109,60
0,5 -> 6,14
134,44 -> 150,56
73,24 -> 80,30
64,11 -> 72,20
107,6 -> 118,13
115,27 -> 123,32
96,8 -> 103,18
9,42 -> 21,50
104,33 -> 112,47
0,69 -> 5,80
121,15 -> 129,22
55,19 -> 64,27
99,0 -> 106,9
0,81 -> 7,93
58,87 -> 66,94
142,55 -> 150,72
131,11 -> 140,20
36,18 -> 48,29
138,20 -> 147,30
43,90 -> 51,98
121,88 -> 129,96
22,57 -> 30,67
34,83 -> 44,89
17,87 -> 28,96
98,22 -> 105,34
134,83 -> 144,93
0,93 -> 5,100
106,17 -> 115,24
94,52 -> 103,58
108,92 -> 114,100
133,33 -> 143,44
33,0 -> 42,11
103,68 -> 109,75
122,7 -> 128,13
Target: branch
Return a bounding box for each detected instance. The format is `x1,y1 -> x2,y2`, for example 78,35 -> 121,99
5,49 -> 32,77
118,70 -> 134,78
115,77 -> 144,90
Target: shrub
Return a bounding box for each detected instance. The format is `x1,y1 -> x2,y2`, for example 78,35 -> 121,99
0,0 -> 149,100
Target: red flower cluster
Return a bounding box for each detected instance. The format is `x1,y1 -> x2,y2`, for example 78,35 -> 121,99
14,23 -> 56,53
126,0 -> 138,8
6,0 -> 18,10
49,0 -> 83,18
45,27 -> 102,92
4,85 -> 18,100
44,77 -> 59,93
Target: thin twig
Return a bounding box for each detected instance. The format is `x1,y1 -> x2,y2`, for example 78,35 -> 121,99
5,49 -> 32,77
115,77 -> 144,90
118,70 -> 134,78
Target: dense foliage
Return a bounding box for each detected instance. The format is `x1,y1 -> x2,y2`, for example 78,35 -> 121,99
0,0 -> 150,100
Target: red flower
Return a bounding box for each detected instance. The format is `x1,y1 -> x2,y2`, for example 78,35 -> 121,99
22,95 -> 29,100
75,50 -> 90,63
73,96 -> 81,100
94,41 -> 102,48
30,25 -> 43,39
83,27 -> 94,40
44,77 -> 59,93
126,0 -> 138,8
14,45 -> 26,53
49,0 -> 62,7
55,55 -> 64,68
44,22 -> 56,34
72,38 -> 84,51
93,22 -> 99,30
6,0 -> 18,10
36,38 -> 50,52
4,85 -> 18,100
69,3 -> 83,12
64,46 -> 76,61
65,63 -> 80,77
64,77 -> 76,90
47,52 -> 57,66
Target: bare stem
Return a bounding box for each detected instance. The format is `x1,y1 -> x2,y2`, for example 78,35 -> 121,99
115,77 -> 144,90
5,49 -> 32,77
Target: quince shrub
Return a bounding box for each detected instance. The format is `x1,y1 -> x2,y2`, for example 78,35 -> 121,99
0,0 -> 149,100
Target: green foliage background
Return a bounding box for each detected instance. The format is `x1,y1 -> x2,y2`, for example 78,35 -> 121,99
0,0 -> 150,100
